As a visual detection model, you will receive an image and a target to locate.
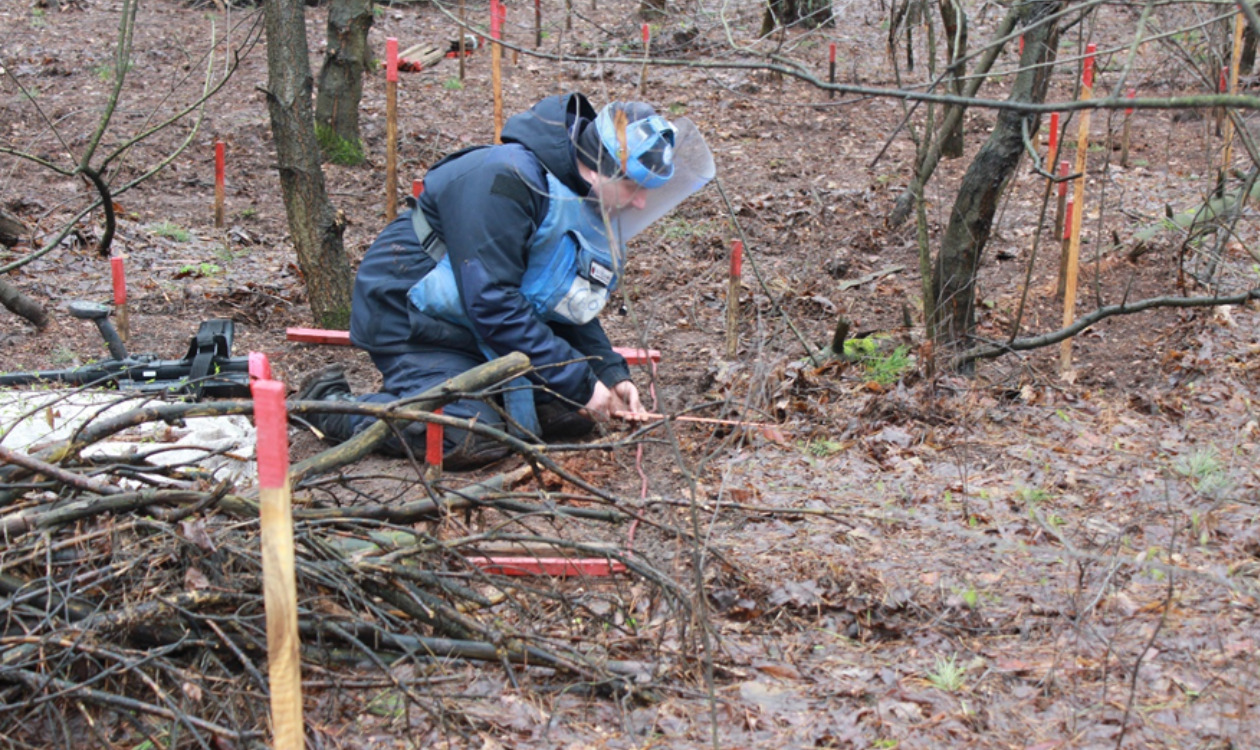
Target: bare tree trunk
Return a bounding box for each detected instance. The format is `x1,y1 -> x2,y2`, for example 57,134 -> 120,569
937,0 -> 967,159
932,1 -> 1061,368
263,0 -> 354,329
314,0 -> 372,164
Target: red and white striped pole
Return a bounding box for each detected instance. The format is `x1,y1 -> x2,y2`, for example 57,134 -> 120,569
251,378 -> 304,750
111,255 -> 129,344
725,239 -> 743,359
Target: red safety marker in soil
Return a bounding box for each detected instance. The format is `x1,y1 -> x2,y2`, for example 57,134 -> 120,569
1121,88 -> 1136,167
385,38 -> 399,220
828,43 -> 837,99
639,23 -> 650,95
466,556 -> 627,577
425,406 -> 443,476
1047,112 -> 1059,167
490,0 -> 504,143
412,179 -> 423,199
248,351 -> 272,382
1053,160 -> 1070,252
111,255 -> 128,344
285,327 -> 661,365
213,140 -> 225,229
251,380 -> 303,750
1060,43 -> 1095,374
726,239 -> 742,358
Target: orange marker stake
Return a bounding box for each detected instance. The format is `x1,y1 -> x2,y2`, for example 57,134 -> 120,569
111,255 -> 128,344
639,23 -> 650,95
1121,89 -> 1135,167
828,43 -> 837,99
1057,196 -> 1073,298
214,140 -> 225,229
1053,160 -> 1070,259
726,240 -> 743,359
386,38 -> 399,221
1060,43 -> 1095,375
251,379 -> 304,750
491,0 -> 503,143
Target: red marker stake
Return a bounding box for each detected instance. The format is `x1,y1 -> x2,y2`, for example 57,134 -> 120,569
491,1 -> 503,143
248,351 -> 273,382
1061,43 -> 1095,374
639,23 -> 651,95
828,42 -> 837,100
412,179 -> 423,199
111,255 -> 128,344
1121,88 -> 1136,167
726,240 -> 743,359
386,38 -> 399,220
251,380 -> 304,750
214,140 -> 225,229
1047,112 -> 1059,167
1053,160 -> 1070,254
426,406 -> 444,476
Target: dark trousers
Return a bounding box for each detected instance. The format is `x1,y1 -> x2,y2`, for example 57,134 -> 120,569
346,348 -> 506,459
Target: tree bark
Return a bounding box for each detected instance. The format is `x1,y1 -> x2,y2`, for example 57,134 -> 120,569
932,1 -> 1060,368
937,0 -> 967,159
760,0 -> 833,34
0,206 -> 27,247
263,0 -> 354,328
314,0 -> 372,162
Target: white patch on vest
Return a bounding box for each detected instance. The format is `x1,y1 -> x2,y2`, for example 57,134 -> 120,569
589,261 -> 614,287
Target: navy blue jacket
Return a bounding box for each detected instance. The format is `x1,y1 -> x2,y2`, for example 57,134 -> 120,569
350,93 -> 631,406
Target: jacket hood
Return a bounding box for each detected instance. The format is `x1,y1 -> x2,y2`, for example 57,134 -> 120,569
500,92 -> 596,197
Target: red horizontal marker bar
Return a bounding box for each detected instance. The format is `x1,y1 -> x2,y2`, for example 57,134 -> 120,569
467,556 -> 627,577
287,327 -> 661,364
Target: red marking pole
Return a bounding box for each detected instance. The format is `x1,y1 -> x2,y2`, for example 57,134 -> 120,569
1057,197 -> 1073,298
214,140 -> 225,229
828,42 -> 837,99
385,38 -> 399,221
110,255 -> 128,344
1060,43 -> 1095,374
467,556 -> 627,577
1121,88 -> 1136,167
725,239 -> 743,359
534,0 -> 541,48
491,0 -> 504,143
251,380 -> 304,750
425,406 -> 443,476
1053,159 -> 1070,245
412,179 -> 423,199
248,351 -> 272,382
639,23 -> 651,95
1047,112 -> 1059,167
1018,34 -> 1025,56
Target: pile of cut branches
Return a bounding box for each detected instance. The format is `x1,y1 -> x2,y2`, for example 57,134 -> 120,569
0,360 -> 699,747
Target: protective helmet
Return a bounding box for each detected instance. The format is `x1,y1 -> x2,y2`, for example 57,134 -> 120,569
579,102 -> 677,189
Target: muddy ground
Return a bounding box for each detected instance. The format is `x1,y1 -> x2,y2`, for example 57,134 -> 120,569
1,0 -> 1259,746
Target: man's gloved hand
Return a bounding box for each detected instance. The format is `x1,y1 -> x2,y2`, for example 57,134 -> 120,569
582,380 -> 643,421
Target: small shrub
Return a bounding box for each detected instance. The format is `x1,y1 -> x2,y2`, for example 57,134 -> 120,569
927,654 -> 966,692
149,221 -> 191,242
442,77 -> 464,91
315,123 -> 365,166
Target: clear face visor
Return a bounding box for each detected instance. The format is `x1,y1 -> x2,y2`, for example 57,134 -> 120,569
604,116 -> 715,242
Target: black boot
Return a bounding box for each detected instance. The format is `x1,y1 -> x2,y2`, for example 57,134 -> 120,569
295,366 -> 356,442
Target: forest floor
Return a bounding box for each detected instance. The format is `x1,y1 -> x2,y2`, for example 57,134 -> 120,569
1,0 -> 1258,746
